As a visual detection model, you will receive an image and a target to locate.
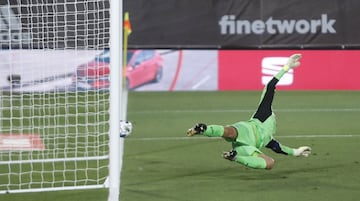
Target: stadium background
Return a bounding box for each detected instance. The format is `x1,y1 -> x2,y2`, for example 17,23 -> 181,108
1,0 -> 360,201
1,0 -> 360,92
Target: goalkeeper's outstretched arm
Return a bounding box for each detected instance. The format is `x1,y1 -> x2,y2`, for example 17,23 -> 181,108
266,139 -> 311,157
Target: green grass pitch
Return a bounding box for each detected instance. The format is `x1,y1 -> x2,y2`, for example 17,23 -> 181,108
1,90 -> 360,201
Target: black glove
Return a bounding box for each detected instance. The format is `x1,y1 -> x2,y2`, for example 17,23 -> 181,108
194,123 -> 207,134
223,150 -> 237,161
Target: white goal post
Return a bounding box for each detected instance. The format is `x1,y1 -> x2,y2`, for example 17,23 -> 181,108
0,0 -> 124,200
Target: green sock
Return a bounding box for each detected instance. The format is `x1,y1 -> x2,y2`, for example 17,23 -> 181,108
275,67 -> 288,80
280,144 -> 295,156
235,156 -> 267,169
203,125 -> 224,137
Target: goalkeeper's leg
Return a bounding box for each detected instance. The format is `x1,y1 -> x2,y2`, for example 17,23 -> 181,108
236,153 -> 274,170
252,78 -> 278,122
223,147 -> 275,169
253,53 -> 301,122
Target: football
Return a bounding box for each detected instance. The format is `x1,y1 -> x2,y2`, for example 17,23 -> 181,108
119,120 -> 133,137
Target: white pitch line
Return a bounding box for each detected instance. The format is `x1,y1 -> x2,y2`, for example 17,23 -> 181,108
130,108 -> 360,114
126,134 -> 360,141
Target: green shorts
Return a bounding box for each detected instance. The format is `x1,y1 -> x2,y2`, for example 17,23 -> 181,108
230,113 -> 277,156
233,145 -> 262,156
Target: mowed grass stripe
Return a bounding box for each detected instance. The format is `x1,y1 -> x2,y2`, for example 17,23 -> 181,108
126,134 -> 360,141
130,108 -> 360,114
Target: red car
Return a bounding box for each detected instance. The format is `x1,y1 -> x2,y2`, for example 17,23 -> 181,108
75,49 -> 164,90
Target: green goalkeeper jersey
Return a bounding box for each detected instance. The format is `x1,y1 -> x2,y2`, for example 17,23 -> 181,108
202,113 -> 295,156
230,114 -> 277,149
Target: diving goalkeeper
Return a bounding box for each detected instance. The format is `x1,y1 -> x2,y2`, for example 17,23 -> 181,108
186,53 -> 311,170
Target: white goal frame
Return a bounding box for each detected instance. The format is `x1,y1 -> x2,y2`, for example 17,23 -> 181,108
0,1 -> 125,200
108,0 -> 123,201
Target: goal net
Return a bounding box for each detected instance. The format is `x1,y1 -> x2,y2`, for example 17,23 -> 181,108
0,0 -> 118,194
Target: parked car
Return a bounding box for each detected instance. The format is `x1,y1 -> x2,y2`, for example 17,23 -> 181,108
74,49 -> 164,90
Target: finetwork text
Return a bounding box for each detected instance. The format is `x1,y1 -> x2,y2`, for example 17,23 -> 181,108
219,14 -> 336,35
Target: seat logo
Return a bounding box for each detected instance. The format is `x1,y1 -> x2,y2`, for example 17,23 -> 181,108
261,57 -> 294,86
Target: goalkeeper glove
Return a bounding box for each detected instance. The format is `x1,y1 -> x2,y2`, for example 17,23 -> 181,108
223,150 -> 237,161
294,146 -> 311,157
186,123 -> 207,136
284,53 -> 302,71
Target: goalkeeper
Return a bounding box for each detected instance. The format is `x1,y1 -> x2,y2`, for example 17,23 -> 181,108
186,54 -> 311,170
